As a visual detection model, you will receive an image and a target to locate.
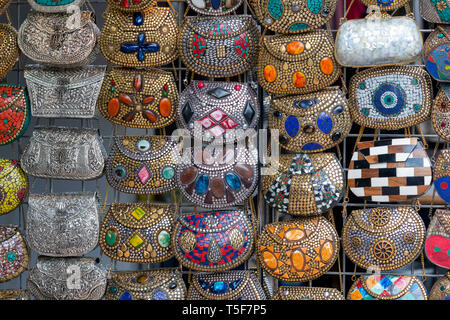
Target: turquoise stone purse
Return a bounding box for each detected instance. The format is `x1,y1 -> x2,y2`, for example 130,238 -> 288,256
27,0 -> 86,13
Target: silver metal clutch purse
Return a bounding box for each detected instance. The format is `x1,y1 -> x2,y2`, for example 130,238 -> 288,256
24,65 -> 106,118
26,192 -> 100,257
27,257 -> 107,300
21,127 -> 107,180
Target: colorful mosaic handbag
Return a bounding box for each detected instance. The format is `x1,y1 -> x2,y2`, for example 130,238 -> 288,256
429,272 -> 450,300
173,210 -> 254,271
360,0 -> 409,11
21,127 -> 107,180
99,203 -> 175,263
432,84 -> 450,141
272,287 -> 344,300
0,24 -> 19,80
27,0 -> 85,13
27,257 -> 107,300
335,13 -> 423,68
424,26 -> 450,82
258,217 -> 339,282
187,271 -> 266,300
269,87 -> 350,152
187,0 -> 242,15
348,66 -> 433,130
105,135 -> 178,194
348,138 -> 432,202
434,150 -> 450,204
177,144 -> 258,209
0,226 -> 28,283
100,7 -> 178,68
262,153 -> 344,216
0,86 -> 30,145
348,275 -> 427,300
98,67 -> 177,129
249,0 -> 336,34
0,290 -> 29,300
258,31 -> 339,95
425,209 -> 450,269
18,11 -> 100,68
177,81 -> 260,144
105,269 -> 186,300
105,0 -> 156,12
342,207 -> 426,271
0,159 -> 28,216
26,193 -> 99,257
179,16 -> 259,77
420,0 -> 450,24
24,65 -> 106,118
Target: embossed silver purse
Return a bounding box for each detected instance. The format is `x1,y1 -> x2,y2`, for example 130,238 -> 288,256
27,257 -> 107,300
26,193 -> 99,257
18,11 -> 100,68
177,81 -> 260,144
21,127 -> 107,180
24,65 -> 106,118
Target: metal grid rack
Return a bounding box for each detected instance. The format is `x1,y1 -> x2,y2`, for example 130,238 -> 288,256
0,0 -> 447,299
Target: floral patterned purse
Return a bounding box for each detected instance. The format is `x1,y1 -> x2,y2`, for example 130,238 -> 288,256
0,86 -> 30,145
425,26 -> 450,82
173,210 -> 254,271
0,226 -> 28,282
434,150 -> 450,204
0,159 -> 28,216
99,203 -> 175,263
425,209 -> 450,269
105,135 -> 178,194
0,23 -> 19,80
258,217 -> 339,282
273,287 -> 344,300
100,7 -> 178,68
98,67 -> 178,129
432,84 -> 450,141
179,16 -> 259,77
262,153 -> 344,216
269,87 -> 350,153
258,31 -> 340,95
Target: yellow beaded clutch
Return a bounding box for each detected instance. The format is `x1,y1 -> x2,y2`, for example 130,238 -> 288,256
0,159 -> 28,216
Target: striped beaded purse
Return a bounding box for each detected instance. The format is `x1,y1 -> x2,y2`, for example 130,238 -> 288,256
434,150 -> 450,204
0,159 -> 28,216
98,67 -> 177,129
0,86 -> 30,146
0,226 -> 28,283
172,210 -> 254,271
348,138 -> 432,202
431,84 -> 450,141
257,31 -> 340,95
420,0 -> 450,24
425,209 -> 450,269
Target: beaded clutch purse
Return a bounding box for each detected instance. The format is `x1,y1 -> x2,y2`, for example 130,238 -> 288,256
177,144 -> 258,209
100,7 -> 178,68
258,217 -> 339,282
27,0 -> 86,13
26,193 -> 99,257
348,138 -> 432,202
105,0 -> 156,12
0,86 -> 30,145
0,24 -> 19,80
424,26 -> 450,82
27,257 -> 107,300
187,0 -> 242,15
269,87 -> 350,153
262,153 -> 344,215
258,31 -> 340,95
99,203 -> 175,263
179,16 -> 259,77
432,84 -> 450,141
335,13 -> 423,68
434,150 -> 450,204
425,209 -> 450,269
177,81 -> 260,144
273,287 -> 344,300
360,0 -> 409,11
420,0 -> 450,24
105,270 -> 186,300
105,135 -> 178,194
0,226 -> 28,283
24,65 -> 106,118
18,11 -> 100,68
187,271 -> 266,300
348,66 -> 433,130
21,127 -> 107,180
0,159 -> 28,216
342,207 -> 426,271
98,67 -> 177,129
429,272 -> 450,300
173,210 -> 254,271
249,0 -> 337,34
348,275 -> 427,300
